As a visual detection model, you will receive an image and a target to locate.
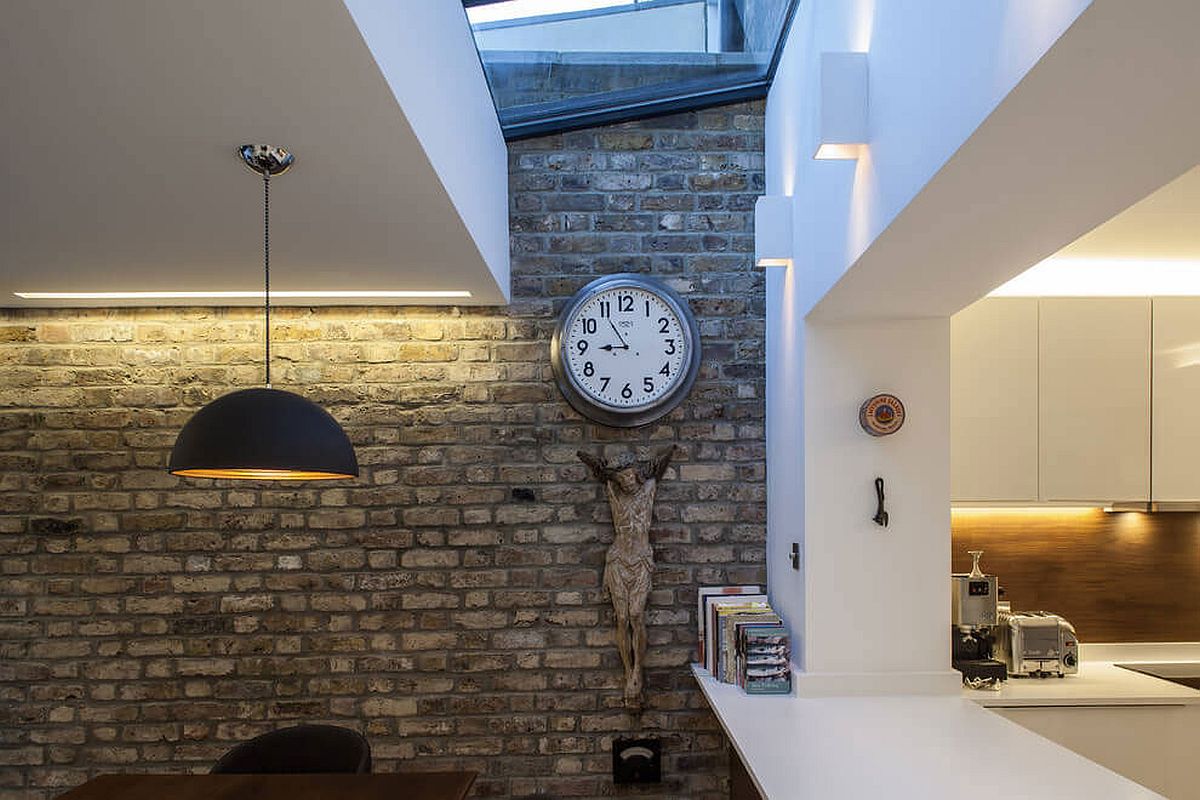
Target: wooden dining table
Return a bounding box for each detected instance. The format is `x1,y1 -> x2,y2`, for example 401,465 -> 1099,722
54,772 -> 477,800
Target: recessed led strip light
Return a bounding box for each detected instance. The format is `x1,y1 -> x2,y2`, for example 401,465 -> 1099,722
951,506 -> 1104,515
989,258 -> 1200,297
14,290 -> 472,300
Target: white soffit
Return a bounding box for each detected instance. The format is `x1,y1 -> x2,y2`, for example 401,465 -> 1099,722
991,166 -> 1200,297
0,1 -> 509,307
1058,165 -> 1200,262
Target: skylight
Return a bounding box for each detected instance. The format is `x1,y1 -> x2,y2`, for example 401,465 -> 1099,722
463,0 -> 800,139
468,1 -> 630,25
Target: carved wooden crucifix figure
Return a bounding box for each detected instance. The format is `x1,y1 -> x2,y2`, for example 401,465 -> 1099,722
578,446 -> 676,709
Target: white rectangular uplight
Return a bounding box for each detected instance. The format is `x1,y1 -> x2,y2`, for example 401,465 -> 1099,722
754,196 -> 794,267
814,52 -> 868,160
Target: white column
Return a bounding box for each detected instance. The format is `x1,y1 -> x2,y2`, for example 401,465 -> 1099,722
796,318 -> 959,695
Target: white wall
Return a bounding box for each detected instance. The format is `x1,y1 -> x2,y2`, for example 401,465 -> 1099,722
764,265 -> 804,637
344,0 -> 510,300
801,319 -> 951,683
764,0 -> 1094,694
767,0 -> 1091,316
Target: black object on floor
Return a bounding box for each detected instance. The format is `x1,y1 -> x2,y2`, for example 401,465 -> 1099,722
211,724 -> 372,774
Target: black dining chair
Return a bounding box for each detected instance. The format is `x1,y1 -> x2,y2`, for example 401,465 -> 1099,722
211,724 -> 372,774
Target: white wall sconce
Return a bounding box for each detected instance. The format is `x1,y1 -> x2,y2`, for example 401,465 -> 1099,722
755,195 -> 793,268
814,52 -> 868,160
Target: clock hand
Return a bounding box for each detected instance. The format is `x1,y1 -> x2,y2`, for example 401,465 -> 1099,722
608,321 -> 630,350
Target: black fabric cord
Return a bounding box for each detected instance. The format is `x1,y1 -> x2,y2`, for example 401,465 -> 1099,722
263,171 -> 271,387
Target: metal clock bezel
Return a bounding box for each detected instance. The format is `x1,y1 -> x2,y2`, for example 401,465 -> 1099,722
550,273 -> 702,428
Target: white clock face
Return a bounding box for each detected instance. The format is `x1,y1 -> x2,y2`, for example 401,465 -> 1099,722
563,285 -> 689,410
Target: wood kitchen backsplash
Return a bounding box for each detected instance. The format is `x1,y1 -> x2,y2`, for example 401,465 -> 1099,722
952,508 -> 1200,642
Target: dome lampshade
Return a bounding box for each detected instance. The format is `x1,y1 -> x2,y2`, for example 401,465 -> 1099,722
167,145 -> 357,482
169,388 -> 358,480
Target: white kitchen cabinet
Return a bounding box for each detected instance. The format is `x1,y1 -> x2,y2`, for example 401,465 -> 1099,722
1038,298 -> 1150,502
950,298 -> 1039,502
992,704 -> 1200,799
1152,297 -> 1200,501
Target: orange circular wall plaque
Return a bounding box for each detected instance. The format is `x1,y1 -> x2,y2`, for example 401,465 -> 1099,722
859,393 -> 905,437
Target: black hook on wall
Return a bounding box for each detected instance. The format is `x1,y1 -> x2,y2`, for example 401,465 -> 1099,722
873,477 -> 889,527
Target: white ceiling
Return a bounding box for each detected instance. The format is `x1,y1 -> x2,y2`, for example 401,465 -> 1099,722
0,0 -> 509,307
1058,165 -> 1200,260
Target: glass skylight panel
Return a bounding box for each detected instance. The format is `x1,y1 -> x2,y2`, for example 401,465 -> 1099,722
464,0 -> 799,138
467,1 -> 631,25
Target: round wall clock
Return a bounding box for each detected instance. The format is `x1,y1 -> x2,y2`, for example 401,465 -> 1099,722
551,274 -> 702,428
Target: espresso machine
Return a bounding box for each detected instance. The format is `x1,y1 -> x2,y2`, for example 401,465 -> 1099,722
951,550 -> 1007,684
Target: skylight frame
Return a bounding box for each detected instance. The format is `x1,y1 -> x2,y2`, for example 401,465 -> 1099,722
463,0 -> 802,140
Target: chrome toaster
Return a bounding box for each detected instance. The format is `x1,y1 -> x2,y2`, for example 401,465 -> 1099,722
996,610 -> 1079,677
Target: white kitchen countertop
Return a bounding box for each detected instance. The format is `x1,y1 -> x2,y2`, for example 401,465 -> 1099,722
968,659 -> 1200,707
693,661 -> 1174,799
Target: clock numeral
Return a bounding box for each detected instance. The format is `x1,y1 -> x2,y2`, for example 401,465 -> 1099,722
599,301 -> 611,318
664,339 -> 676,355
621,383 -> 633,400
600,377 -> 610,391
658,317 -> 670,334
645,300 -> 651,317
643,377 -> 654,394
619,295 -> 634,313
659,362 -> 670,376
583,361 -> 594,377
577,340 -> 589,354
582,317 -> 597,334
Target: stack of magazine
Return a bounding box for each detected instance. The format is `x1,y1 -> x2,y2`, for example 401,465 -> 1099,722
697,585 -> 791,695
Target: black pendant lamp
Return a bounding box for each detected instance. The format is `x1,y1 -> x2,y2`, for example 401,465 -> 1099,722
168,145 -> 358,481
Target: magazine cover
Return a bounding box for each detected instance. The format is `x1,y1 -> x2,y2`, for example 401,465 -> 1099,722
739,624 -> 791,694
704,595 -> 768,673
695,585 -> 762,664
719,609 -> 780,683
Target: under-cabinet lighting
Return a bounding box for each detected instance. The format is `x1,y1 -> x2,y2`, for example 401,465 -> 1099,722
14,290 -> 472,300
989,258 -> 1200,297
1103,502 -> 1200,513
951,506 -> 1104,516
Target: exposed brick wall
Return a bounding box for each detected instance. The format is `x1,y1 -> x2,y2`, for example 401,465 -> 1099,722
0,101 -> 765,799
